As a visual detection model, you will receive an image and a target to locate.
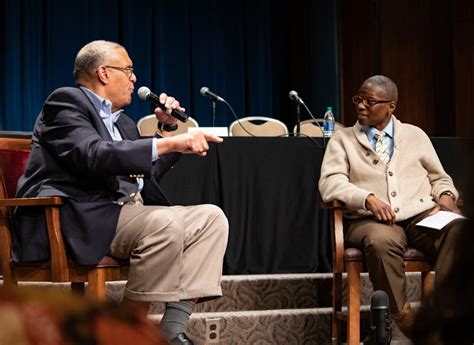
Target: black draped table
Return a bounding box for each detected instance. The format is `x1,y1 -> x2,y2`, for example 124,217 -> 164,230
159,136 -> 469,275
160,137 -> 331,274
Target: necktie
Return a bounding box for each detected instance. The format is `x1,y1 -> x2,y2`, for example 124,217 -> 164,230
374,130 -> 390,164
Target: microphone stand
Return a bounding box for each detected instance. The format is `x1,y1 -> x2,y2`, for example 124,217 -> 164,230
296,103 -> 301,136
212,100 -> 217,127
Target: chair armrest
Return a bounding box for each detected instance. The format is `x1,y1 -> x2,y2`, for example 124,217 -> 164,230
0,196 -> 68,281
323,199 -> 346,272
0,196 -> 63,207
321,200 -> 345,209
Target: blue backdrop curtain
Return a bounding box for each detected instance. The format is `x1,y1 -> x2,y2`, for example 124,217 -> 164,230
1,0 -> 339,131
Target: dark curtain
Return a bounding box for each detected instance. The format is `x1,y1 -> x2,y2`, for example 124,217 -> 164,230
0,0 -> 340,131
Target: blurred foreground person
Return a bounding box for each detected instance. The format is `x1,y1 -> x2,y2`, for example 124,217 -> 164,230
411,141 -> 474,344
0,285 -> 167,345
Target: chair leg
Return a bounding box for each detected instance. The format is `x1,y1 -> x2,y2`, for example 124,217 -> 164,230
332,272 -> 342,344
421,270 -> 433,298
86,268 -> 106,300
3,276 -> 18,288
1,266 -> 18,288
347,262 -> 361,345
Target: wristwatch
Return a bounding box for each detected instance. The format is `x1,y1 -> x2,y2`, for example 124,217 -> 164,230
158,122 -> 178,132
440,190 -> 455,200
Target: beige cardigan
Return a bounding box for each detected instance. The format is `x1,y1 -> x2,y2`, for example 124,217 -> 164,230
318,116 -> 458,221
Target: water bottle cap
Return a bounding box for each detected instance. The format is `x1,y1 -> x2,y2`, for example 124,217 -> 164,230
326,106 -> 332,112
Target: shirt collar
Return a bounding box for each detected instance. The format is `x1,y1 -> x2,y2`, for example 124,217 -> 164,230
80,86 -> 123,123
364,116 -> 394,142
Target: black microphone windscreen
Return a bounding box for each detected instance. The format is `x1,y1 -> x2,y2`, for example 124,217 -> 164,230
369,290 -> 392,345
371,290 -> 390,308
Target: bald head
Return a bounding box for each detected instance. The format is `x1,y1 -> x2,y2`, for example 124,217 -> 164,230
73,40 -> 125,83
361,75 -> 398,103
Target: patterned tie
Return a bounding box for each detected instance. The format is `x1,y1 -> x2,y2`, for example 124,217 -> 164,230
374,130 -> 390,164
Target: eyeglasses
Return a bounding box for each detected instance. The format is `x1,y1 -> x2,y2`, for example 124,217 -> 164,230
352,95 -> 392,107
104,65 -> 135,79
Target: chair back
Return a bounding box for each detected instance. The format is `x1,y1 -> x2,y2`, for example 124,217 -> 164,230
137,115 -> 199,136
229,116 -> 288,136
0,138 -> 31,198
294,119 -> 345,137
0,137 -> 31,278
0,135 -> 127,298
0,136 -> 79,285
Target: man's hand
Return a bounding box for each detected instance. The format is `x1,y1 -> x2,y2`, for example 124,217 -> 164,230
365,194 -> 396,225
434,194 -> 461,215
154,93 -> 185,125
157,131 -> 223,156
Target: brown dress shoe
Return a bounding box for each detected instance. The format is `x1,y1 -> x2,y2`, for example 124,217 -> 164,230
391,302 -> 415,339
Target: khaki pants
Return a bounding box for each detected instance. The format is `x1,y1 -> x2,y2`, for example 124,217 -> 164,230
346,210 -> 465,312
109,199 -> 229,303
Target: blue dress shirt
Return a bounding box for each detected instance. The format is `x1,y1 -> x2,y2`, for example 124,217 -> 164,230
80,86 -> 159,191
363,117 -> 394,159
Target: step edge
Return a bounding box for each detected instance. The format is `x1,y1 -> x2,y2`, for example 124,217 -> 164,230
150,307 -> 336,320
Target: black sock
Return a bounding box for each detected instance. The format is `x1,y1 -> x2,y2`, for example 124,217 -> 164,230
160,300 -> 195,340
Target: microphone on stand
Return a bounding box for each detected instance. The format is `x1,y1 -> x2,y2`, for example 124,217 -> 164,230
289,90 -> 305,105
368,290 -> 392,345
289,91 -> 303,134
200,87 -> 225,103
199,86 -> 254,136
288,90 -> 324,137
200,87 -> 226,127
137,86 -> 189,122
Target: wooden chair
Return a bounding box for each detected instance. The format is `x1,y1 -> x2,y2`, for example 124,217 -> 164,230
293,119 -> 345,137
229,116 -> 288,137
0,136 -> 128,300
137,114 -> 199,136
327,200 -> 434,345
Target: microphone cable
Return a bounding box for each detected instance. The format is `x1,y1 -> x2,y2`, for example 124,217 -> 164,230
220,99 -> 257,137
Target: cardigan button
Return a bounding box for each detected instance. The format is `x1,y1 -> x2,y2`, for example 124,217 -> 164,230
391,191 -> 397,197
394,207 -> 400,213
388,171 -> 393,176
373,159 -> 379,165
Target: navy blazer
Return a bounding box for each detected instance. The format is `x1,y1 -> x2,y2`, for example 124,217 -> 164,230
14,87 -> 180,265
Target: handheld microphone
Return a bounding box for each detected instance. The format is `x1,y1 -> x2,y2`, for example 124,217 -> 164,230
137,86 -> 189,122
289,90 -> 304,105
200,87 -> 225,102
368,290 -> 392,345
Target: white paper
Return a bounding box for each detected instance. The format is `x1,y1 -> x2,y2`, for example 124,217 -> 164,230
416,211 -> 466,230
188,127 -> 229,137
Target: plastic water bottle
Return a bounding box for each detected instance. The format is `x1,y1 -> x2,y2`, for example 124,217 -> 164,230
323,106 -> 335,138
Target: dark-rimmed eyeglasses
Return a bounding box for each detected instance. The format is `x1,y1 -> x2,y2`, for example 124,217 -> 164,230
352,95 -> 392,107
104,65 -> 135,79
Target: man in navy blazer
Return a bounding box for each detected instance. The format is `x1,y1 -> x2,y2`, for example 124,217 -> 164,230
14,40 -> 228,345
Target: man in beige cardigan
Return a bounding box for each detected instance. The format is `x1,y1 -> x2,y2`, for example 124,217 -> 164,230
319,75 -> 464,336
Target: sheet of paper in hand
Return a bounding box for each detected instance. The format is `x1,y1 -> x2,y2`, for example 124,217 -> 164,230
416,211 -> 466,230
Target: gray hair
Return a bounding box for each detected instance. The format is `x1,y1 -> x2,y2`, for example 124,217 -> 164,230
73,40 -> 125,82
362,75 -> 398,102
